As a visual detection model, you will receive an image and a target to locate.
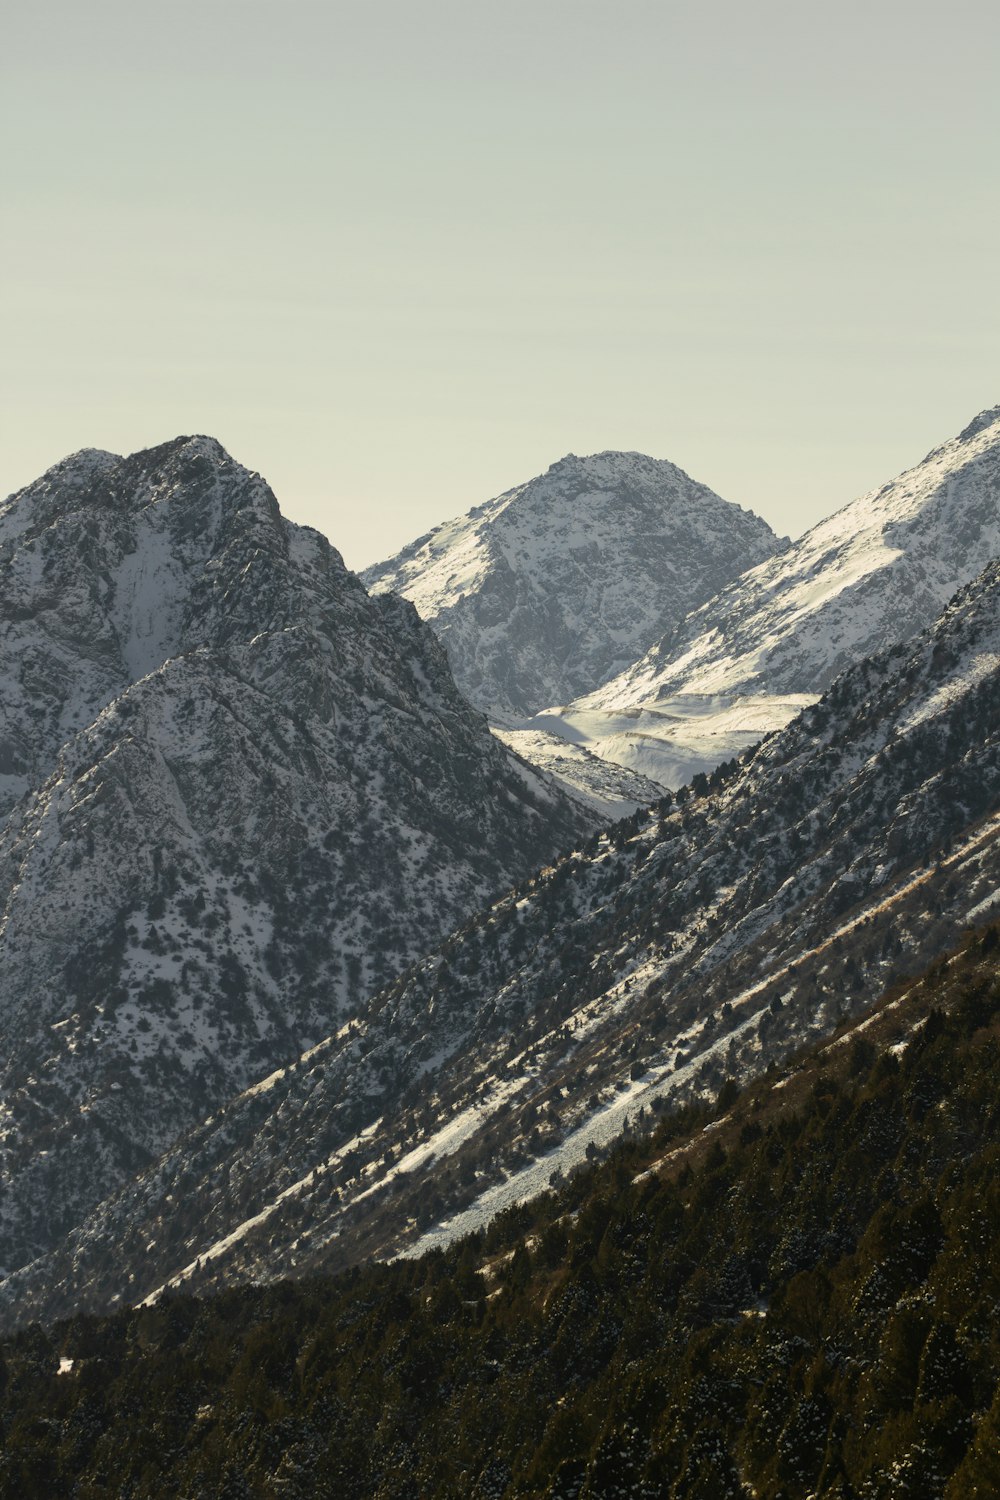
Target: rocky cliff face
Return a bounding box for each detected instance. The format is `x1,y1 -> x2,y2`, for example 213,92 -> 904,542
0,436 -> 593,1276
363,451 -> 784,720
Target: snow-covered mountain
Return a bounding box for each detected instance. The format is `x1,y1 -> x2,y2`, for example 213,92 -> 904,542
363,451 -> 784,721
533,407 -> 1000,784
0,436 -> 593,1277
13,548 -> 1000,1327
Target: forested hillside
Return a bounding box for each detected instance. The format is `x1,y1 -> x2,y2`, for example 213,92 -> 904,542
3,924 -> 1000,1498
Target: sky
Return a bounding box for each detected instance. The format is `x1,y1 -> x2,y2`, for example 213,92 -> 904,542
4,0 -> 998,570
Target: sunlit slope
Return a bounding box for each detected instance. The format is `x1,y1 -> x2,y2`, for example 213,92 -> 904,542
537,406 -> 1000,783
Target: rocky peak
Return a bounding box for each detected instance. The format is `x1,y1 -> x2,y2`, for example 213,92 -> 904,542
958,404 -> 1000,443
0,438 -> 352,810
364,450 -> 784,719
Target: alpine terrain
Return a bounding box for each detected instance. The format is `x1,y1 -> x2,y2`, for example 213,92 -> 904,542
533,406 -> 1000,785
9,541 -> 1000,1328
0,436 -> 594,1282
362,450 -> 784,723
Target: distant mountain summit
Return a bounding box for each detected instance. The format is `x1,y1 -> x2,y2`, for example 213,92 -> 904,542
0,436 -> 592,1277
543,407 -> 1000,784
363,451 -> 785,721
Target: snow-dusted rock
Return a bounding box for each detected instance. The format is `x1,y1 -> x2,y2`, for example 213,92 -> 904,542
0,436 -> 592,1275
12,549 -> 1000,1326
363,451 -> 784,720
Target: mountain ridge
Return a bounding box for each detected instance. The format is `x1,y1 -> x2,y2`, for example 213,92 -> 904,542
532,405 -> 1000,785
9,545 -> 1000,1325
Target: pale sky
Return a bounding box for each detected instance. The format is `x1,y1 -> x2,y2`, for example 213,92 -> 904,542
4,1 -> 998,569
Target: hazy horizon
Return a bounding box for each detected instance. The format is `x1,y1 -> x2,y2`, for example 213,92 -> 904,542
5,0 -> 998,569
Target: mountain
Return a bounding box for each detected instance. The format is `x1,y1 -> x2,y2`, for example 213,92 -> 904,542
10,546 -> 1000,1328
6,924 -> 1000,1497
535,406 -> 1000,784
362,451 -> 784,721
0,436 -> 593,1279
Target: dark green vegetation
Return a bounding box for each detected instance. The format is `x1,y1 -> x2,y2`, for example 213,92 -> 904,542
4,927 -> 1000,1498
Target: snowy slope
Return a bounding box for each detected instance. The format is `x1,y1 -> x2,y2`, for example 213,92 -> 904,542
522,694 -> 816,790
12,552 -> 1000,1326
0,437 -> 593,1279
535,408 -> 1000,783
491,726 -> 668,818
363,451 -> 784,720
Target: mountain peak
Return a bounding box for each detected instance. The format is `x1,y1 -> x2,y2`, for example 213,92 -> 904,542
114,433 -> 243,486
12,437 -> 243,521
543,449 -> 679,482
27,435 -> 237,493
546,448 -> 642,468
138,432 -> 232,464
958,404 -> 1000,443
0,439 -> 309,809
364,452 -> 783,719
564,405 -> 1000,786
28,446 -> 122,495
